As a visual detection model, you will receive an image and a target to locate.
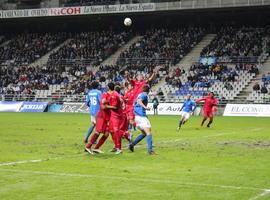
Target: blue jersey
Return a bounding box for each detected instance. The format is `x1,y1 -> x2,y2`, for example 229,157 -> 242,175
86,89 -> 102,116
181,99 -> 196,113
134,92 -> 148,117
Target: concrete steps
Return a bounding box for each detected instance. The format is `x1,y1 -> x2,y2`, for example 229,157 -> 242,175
235,56 -> 270,101
101,35 -> 143,66
175,34 -> 216,71
29,39 -> 71,67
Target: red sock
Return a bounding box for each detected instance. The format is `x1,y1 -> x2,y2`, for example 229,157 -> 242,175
86,132 -> 99,149
111,132 -> 116,148
115,131 -> 122,150
94,134 -> 109,149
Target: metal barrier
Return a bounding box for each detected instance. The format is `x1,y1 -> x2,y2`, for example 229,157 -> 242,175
1,93 -> 270,105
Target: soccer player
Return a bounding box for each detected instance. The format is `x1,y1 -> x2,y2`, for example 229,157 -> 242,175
196,92 -> 218,128
84,81 -> 102,143
115,85 -> 132,143
106,82 -> 123,154
125,69 -> 157,98
129,85 -> 155,155
178,94 -> 196,131
123,82 -> 136,130
85,91 -> 110,154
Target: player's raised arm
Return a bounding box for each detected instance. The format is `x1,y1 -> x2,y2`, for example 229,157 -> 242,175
196,97 -> 206,103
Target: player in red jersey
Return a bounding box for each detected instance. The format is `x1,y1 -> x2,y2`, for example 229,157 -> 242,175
196,92 -> 218,128
115,85 -> 131,144
106,82 -> 123,154
123,82 -> 136,129
125,69 -> 157,98
85,92 -> 110,154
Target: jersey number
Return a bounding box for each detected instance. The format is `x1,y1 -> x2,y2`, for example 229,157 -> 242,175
90,97 -> 97,105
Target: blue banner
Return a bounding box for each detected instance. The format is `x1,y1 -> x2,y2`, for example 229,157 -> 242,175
48,104 -> 62,112
20,102 -> 48,112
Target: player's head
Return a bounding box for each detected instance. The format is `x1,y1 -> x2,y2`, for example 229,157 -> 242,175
209,92 -> 214,98
107,82 -> 115,91
186,94 -> 192,100
143,85 -> 150,94
126,82 -> 134,90
115,85 -> 121,94
137,74 -> 143,81
91,81 -> 99,89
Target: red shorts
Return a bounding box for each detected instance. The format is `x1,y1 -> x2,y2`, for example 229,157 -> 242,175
96,117 -> 108,133
120,115 -> 129,131
203,110 -> 213,118
109,117 -> 121,133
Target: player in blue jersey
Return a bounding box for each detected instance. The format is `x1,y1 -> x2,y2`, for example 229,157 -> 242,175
177,94 -> 196,131
84,81 -> 102,143
128,85 -> 155,155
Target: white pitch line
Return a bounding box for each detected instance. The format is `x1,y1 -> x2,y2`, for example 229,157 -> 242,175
0,154 -> 83,166
0,168 -> 267,192
0,159 -> 43,166
249,189 -> 270,200
0,127 -> 265,167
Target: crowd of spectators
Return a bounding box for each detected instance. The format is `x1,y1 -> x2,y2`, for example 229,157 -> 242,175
0,32 -> 68,66
201,26 -> 270,58
253,72 -> 270,94
48,31 -> 132,67
166,63 -> 260,91
118,27 -> 205,67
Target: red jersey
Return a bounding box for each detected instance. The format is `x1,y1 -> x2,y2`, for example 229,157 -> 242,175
108,91 -> 122,118
130,79 -> 147,98
97,92 -> 110,120
196,96 -> 218,111
124,89 -> 136,107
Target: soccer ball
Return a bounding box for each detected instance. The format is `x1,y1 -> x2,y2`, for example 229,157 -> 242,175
124,18 -> 132,26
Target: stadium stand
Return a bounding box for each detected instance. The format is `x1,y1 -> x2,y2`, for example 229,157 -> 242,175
117,27 -> 205,67
48,30 -> 133,67
1,26 -> 270,104
0,32 -> 69,66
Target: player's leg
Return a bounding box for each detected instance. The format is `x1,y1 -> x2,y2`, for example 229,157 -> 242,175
201,110 -> 208,127
85,131 -> 100,154
111,118 -> 122,154
178,114 -> 185,130
143,126 -> 155,155
129,127 -> 146,152
84,116 -> 96,143
207,115 -> 214,128
93,132 -> 110,154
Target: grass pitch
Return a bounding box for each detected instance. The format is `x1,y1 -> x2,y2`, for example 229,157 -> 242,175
0,113 -> 270,200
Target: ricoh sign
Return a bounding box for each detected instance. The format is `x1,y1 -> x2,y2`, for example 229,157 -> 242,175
223,104 -> 270,117
0,3 -> 155,19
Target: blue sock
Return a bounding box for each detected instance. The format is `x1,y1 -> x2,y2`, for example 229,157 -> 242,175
132,133 -> 146,146
84,124 -> 95,142
146,135 -> 153,153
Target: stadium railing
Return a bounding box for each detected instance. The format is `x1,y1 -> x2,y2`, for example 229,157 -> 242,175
1,93 -> 270,105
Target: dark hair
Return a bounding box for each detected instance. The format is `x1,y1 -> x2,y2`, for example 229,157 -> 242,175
91,81 -> 99,89
143,85 -> 150,93
107,82 -> 115,91
209,91 -> 215,96
115,85 -> 121,93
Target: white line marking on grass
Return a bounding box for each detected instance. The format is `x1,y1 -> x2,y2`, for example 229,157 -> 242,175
249,189 -> 270,200
0,154 -> 83,166
0,159 -> 43,166
0,168 -> 267,192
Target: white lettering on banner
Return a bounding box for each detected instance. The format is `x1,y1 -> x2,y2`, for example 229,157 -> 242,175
21,105 -> 44,110
0,3 -> 155,19
146,103 -> 201,116
223,104 -> 270,117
